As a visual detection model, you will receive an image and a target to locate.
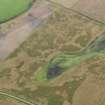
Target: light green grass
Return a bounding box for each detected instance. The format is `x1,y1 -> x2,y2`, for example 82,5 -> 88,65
35,33 -> 105,82
0,0 -> 32,23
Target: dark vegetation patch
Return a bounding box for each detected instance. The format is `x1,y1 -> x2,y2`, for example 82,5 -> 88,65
47,65 -> 63,79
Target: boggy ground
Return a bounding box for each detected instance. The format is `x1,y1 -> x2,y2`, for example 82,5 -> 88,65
0,1 -> 105,105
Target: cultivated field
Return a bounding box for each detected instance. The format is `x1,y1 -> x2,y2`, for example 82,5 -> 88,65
0,0 -> 32,23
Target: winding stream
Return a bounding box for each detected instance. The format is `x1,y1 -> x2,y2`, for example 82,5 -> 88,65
36,32 -> 105,81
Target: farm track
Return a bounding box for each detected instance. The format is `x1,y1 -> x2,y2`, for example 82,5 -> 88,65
0,91 -> 36,105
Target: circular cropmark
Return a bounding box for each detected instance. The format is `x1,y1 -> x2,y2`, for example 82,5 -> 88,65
0,0 -> 33,23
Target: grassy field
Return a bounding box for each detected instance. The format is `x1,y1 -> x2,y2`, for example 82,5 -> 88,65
0,2 -> 105,105
0,0 -> 32,23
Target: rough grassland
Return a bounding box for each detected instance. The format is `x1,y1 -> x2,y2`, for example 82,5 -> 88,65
0,2 -> 105,105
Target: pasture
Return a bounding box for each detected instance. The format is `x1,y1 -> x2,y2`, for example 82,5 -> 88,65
0,0 -> 32,23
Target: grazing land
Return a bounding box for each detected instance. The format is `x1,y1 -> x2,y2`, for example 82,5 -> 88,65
1,0 -> 105,105
72,0 -> 105,23
0,0 -> 33,23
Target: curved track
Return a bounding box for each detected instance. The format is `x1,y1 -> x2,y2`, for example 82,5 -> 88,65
0,91 -> 36,105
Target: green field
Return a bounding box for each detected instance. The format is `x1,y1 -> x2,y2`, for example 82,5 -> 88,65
35,33 -> 105,82
0,0 -> 32,23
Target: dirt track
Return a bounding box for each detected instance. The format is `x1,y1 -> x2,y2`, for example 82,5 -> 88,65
72,0 -> 105,23
50,0 -> 80,8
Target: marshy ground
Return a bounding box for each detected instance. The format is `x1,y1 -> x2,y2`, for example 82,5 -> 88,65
0,0 -> 105,105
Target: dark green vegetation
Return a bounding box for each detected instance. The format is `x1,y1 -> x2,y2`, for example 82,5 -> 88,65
47,65 -> 63,79
87,33 -> 105,52
36,33 -> 105,81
